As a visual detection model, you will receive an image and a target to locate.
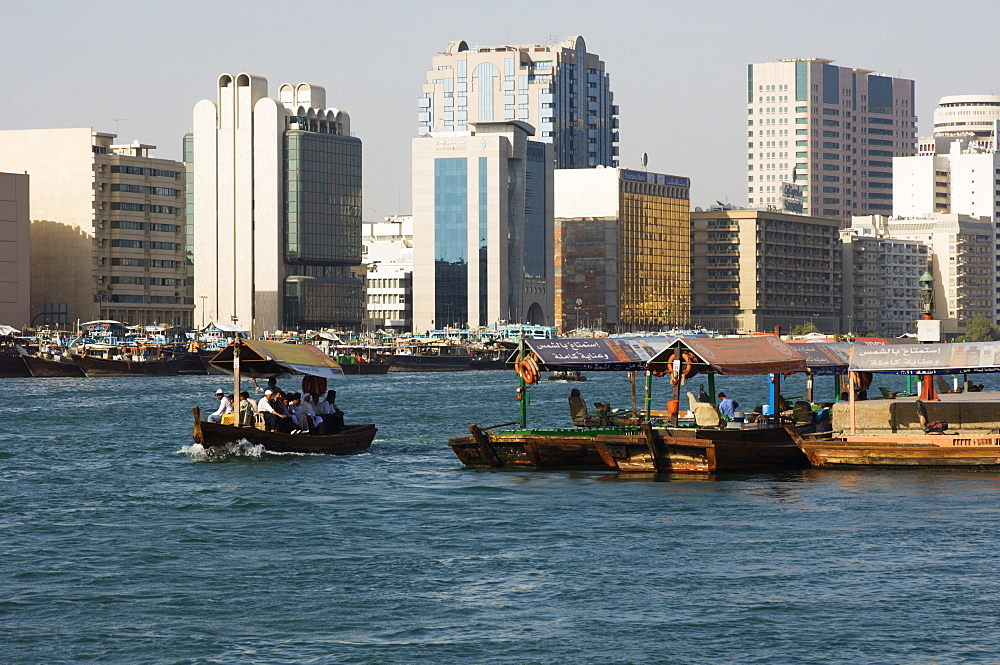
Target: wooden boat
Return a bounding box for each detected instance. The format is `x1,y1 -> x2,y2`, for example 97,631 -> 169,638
192,406 -> 376,455
335,358 -> 391,375
0,353 -> 29,377
450,422 -> 810,472
449,336 -> 814,474
794,341 -> 1000,468
195,338 -> 377,456
796,434 -> 1000,468
387,344 -> 471,372
72,352 -> 189,377
21,353 -> 85,377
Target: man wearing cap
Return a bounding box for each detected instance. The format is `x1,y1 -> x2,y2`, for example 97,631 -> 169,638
257,389 -> 284,432
208,389 -> 234,423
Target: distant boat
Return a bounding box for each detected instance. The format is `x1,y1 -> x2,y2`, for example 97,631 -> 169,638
386,344 -> 471,372
21,352 -> 84,377
547,370 -> 587,382
71,349 -> 189,377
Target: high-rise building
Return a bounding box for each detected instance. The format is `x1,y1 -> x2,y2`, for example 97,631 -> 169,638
362,215 -> 413,332
0,128 -> 191,327
411,121 -> 553,332
690,208 -> 842,334
191,73 -> 364,334
849,214 -> 995,336
418,35 -> 618,169
893,95 -> 1000,321
839,227 -> 928,337
553,167 -> 690,332
0,172 -> 29,327
747,58 -> 917,222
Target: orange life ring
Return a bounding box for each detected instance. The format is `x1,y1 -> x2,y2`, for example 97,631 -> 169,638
681,351 -> 700,379
516,359 -> 538,384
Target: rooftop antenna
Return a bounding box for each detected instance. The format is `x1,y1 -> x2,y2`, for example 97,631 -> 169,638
113,118 -> 125,137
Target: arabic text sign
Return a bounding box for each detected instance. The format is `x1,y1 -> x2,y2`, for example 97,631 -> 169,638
851,341 -> 1000,375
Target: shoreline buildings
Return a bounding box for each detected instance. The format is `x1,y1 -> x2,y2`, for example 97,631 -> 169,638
690,208 -> 841,334
893,95 -> 1000,322
418,36 -> 618,169
191,74 -> 363,334
0,172 -> 29,327
0,128 -> 191,327
747,58 -> 917,222
411,121 -> 554,332
848,214 -> 995,335
554,167 -> 690,332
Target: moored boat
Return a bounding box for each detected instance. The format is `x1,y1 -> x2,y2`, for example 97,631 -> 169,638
0,326 -> 29,377
794,340 -> 1000,469
387,343 -> 472,372
448,336 -> 814,473
72,351 -> 190,377
547,370 -> 586,382
22,352 -> 85,377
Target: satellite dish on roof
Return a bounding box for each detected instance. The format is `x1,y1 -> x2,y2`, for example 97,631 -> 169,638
640,152 -> 648,169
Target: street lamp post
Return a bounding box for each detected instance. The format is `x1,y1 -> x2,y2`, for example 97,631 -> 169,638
199,295 -> 207,328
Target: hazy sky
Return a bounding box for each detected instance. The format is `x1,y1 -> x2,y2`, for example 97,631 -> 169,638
4,0 -> 999,220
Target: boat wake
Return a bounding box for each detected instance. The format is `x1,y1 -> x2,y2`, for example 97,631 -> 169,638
180,439 -> 268,460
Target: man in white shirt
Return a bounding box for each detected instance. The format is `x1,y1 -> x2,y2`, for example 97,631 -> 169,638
208,389 -> 234,423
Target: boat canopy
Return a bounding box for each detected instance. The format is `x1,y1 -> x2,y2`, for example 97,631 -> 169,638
209,339 -> 345,379
648,337 -> 807,376
525,337 -> 674,371
788,342 -> 852,375
199,321 -> 250,335
0,325 -> 20,336
850,340 -> 1000,375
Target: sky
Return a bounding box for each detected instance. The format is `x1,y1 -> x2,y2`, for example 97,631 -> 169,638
3,0 -> 999,221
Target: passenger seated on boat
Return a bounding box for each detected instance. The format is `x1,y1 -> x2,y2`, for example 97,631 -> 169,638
208,389 -> 234,423
238,391 -> 258,426
568,388 -> 603,427
300,394 -> 323,432
791,400 -> 814,425
257,390 -> 293,433
318,390 -> 345,433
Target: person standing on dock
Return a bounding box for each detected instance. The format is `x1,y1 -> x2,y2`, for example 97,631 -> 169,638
717,392 -> 739,419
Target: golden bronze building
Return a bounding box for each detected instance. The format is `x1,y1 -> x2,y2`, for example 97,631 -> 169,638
554,168 -> 690,332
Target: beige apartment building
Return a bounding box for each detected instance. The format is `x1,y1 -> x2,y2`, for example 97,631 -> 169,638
690,209 -> 842,334
0,128 -> 191,327
0,172 -> 30,326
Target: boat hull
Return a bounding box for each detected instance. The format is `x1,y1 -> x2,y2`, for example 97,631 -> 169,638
387,354 -> 471,372
799,435 -> 1000,468
22,354 -> 85,377
72,353 -> 189,377
448,424 -> 810,473
0,354 -> 30,377
338,362 -> 391,375
192,407 -> 376,455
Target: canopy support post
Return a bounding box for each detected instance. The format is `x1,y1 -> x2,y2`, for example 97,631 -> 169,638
849,370 -> 857,435
233,338 -> 241,426
806,373 -> 814,402
644,370 -> 652,422
707,371 -> 716,405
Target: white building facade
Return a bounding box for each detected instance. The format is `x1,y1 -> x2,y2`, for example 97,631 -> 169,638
362,215 -> 412,332
191,73 -> 363,335
893,96 -> 1000,321
411,121 -> 554,333
849,214 -> 994,336
419,36 -> 618,169
747,58 -> 917,222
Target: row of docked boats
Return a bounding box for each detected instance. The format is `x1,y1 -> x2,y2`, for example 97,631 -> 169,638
449,336 -> 1000,473
0,321 -> 520,378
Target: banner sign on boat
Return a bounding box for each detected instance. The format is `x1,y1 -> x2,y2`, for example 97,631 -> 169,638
526,337 -> 673,371
850,341 -> 1000,375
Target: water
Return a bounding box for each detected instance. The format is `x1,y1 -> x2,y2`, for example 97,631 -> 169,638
3,370 -> 1000,664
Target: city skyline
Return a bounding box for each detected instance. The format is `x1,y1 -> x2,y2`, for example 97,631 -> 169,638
2,0 -> 999,223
